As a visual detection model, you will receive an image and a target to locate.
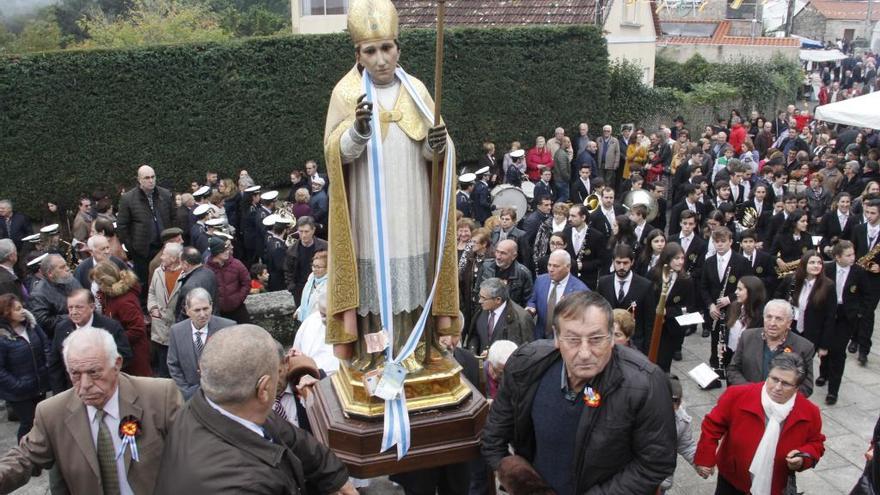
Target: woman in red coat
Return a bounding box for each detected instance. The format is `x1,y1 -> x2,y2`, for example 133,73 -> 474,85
525,136 -> 553,181
695,353 -> 824,495
91,261 -> 152,377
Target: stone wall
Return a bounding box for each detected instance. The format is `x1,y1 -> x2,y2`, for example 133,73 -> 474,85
792,5 -> 828,41
825,19 -> 878,42
245,290 -> 299,346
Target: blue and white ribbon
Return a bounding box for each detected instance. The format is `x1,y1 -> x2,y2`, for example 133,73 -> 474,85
116,434 -> 140,462
361,67 -> 455,459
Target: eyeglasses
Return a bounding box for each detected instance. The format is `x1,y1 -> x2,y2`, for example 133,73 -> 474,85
478,294 -> 499,302
767,375 -> 797,390
558,334 -> 611,348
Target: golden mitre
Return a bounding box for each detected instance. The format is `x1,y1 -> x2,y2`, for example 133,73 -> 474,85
347,0 -> 399,46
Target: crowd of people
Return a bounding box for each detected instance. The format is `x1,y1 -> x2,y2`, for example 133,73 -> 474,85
0,51 -> 878,493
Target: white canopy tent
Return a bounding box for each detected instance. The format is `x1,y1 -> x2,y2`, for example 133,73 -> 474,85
814,91 -> 880,129
799,49 -> 847,63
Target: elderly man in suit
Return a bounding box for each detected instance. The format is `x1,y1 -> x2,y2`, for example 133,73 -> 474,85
527,250 -> 589,339
0,239 -> 23,300
73,235 -> 127,290
0,326 -> 182,494
154,324 -> 355,494
0,199 -> 32,251
727,299 -> 815,397
174,246 -> 218,322
467,277 -> 533,355
167,288 -> 235,399
597,244 -> 656,353
48,289 -> 133,393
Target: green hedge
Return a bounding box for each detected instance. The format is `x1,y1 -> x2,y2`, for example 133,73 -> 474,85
0,26 -> 609,215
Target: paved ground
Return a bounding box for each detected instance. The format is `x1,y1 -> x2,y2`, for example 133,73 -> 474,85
4,318 -> 880,494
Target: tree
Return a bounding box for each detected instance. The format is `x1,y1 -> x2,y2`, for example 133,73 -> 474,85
1,9 -> 63,53
75,0 -> 232,49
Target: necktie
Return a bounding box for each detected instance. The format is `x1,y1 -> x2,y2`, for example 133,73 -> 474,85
547,282 -> 559,337
95,410 -> 120,495
617,280 -> 626,302
194,330 -> 204,357
487,311 -> 495,339
837,268 -> 846,304
681,236 -> 689,252
273,394 -> 289,421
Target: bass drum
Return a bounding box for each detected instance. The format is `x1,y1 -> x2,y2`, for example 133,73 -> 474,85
520,181 -> 536,200
491,184 -> 529,220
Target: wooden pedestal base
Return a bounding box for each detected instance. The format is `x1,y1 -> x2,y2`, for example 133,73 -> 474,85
305,375 -> 489,478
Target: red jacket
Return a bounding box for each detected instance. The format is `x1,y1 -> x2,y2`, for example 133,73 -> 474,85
525,147 -> 552,181
729,123 -> 747,155
694,382 -> 825,495
101,285 -> 152,377
206,257 -> 251,314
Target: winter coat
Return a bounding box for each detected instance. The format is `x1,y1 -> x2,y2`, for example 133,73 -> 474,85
695,382 -> 825,495
99,273 -> 152,377
481,340 -> 677,493
205,257 -> 250,314
116,186 -> 176,259
147,265 -> 181,346
0,310 -> 50,402
27,278 -> 81,338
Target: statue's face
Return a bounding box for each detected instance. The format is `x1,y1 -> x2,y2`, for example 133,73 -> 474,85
357,39 -> 399,85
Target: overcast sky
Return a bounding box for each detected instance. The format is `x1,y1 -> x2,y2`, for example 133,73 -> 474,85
0,0 -> 58,18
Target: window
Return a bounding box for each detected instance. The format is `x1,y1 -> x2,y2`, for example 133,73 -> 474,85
302,0 -> 349,16
621,0 -> 640,25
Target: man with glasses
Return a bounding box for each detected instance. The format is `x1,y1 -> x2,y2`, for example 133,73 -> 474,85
467,278 -> 533,355
72,197 -> 94,244
482,290 -> 676,494
727,299 -> 815,397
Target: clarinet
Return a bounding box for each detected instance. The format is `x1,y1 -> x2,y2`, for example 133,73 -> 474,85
713,264 -> 732,378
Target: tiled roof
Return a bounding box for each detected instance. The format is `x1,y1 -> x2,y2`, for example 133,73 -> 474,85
807,0 -> 880,21
393,0 -> 599,28
659,20 -> 801,46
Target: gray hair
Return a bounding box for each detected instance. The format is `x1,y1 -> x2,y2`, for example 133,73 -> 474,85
480,277 -> 509,301
764,299 -> 794,320
0,239 -> 15,263
62,326 -> 120,368
87,235 -> 108,251
163,242 -> 183,258
200,324 -> 280,405
40,254 -> 64,276
0,200 -> 11,209
549,249 -> 571,267
185,287 -> 213,308
487,340 -> 518,368
769,352 -> 807,385
846,161 -> 861,173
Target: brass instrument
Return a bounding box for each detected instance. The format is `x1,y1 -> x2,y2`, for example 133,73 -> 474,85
857,242 -> 880,270
622,189 -> 659,223
776,259 -> 801,279
648,265 -> 671,363
583,193 -> 600,212
735,205 -> 758,231
274,205 -> 298,247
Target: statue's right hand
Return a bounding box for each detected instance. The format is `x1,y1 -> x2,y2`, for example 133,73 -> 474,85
355,94 -> 373,136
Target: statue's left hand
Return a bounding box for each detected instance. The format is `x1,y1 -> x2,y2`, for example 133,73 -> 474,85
428,124 -> 447,153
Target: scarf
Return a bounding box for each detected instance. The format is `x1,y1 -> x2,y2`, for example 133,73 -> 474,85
749,382 -> 796,495
296,273 -> 327,321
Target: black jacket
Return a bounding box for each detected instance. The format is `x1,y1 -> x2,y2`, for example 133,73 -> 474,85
0,312 -> 50,402
597,273 -> 656,353
48,313 -> 134,394
26,278 -> 81,339
472,181 -> 492,225
175,266 -> 219,322
478,260 -> 534,307
562,225 -> 606,289
775,274 -> 837,348
0,266 -> 24,301
824,262 -> 869,331
818,211 -> 858,255
699,252 -> 753,311
116,186 -> 176,259
481,341 -> 676,493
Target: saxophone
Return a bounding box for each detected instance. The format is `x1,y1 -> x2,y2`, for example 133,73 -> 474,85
857,242 -> 880,270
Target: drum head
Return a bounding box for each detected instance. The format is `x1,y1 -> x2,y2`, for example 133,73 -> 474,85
491,185 -> 528,219
520,181 -> 535,199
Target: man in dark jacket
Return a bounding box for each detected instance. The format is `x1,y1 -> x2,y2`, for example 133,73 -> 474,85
175,247 -> 218,322
0,240 -> 24,301
26,254 -> 81,339
116,165 -> 176,289
48,289 -> 133,393
283,217 -> 327,303
154,324 -> 355,494
0,200 -> 32,251
481,291 -> 676,494
477,240 -> 533,307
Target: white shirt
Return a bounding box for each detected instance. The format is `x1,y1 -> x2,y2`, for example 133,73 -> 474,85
685,198 -> 697,213
490,300 -> 508,330
571,225 -> 587,253
601,206 -> 616,229
728,319 -> 746,353
547,274 -> 570,306
679,232 -> 694,252
86,388 -> 135,495
552,219 -> 567,233
836,264 -> 850,304
580,178 -> 591,192
705,240 -> 717,259
634,222 -> 646,242
75,314 -> 95,330
205,396 -> 266,438
716,250 -> 731,282
743,250 -> 756,267
191,322 -> 207,348
796,279 -> 815,333
616,272 -> 633,300
869,224 -> 880,248
838,209 -> 849,231
277,385 -> 300,427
